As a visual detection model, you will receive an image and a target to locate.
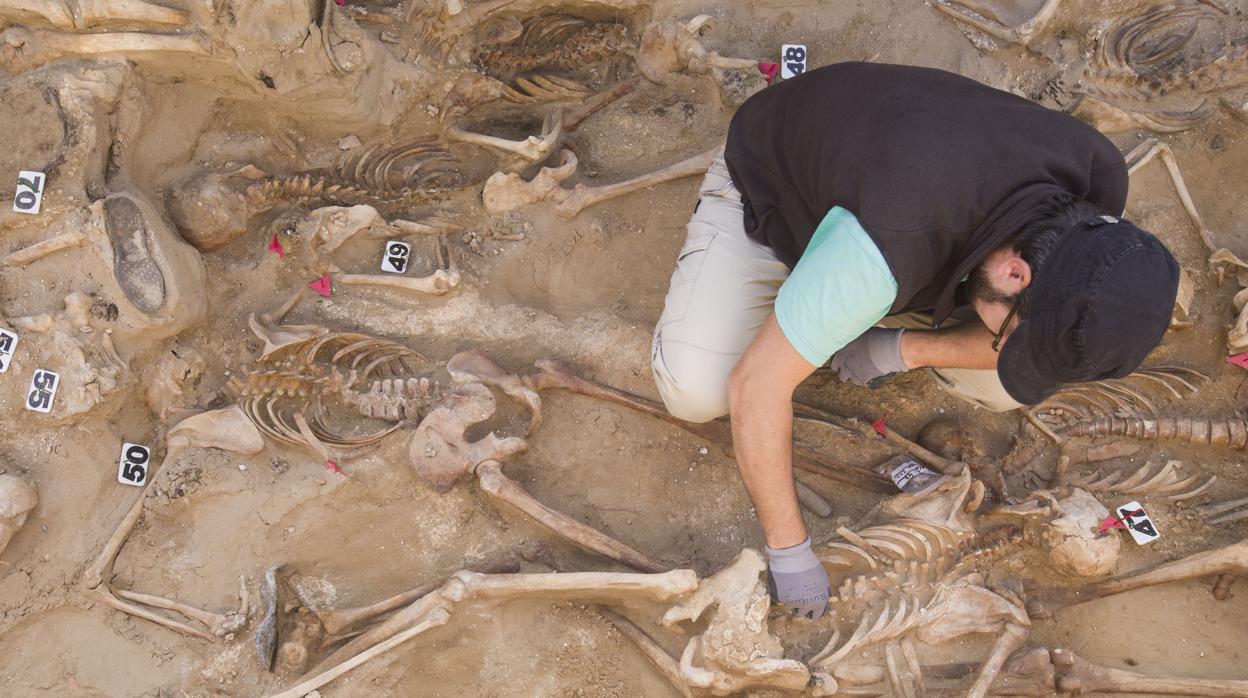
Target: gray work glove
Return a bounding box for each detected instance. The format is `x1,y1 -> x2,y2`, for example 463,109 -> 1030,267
765,537 -> 830,620
829,328 -> 908,387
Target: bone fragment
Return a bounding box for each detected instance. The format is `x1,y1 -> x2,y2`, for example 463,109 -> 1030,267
1214,573 -> 1236,600
2,232 -> 86,267
476,460 -> 665,572
933,0 -> 1062,46
0,475 -> 38,557
795,480 -> 833,518
248,291 -> 330,359
1053,648 -> 1248,696
600,609 -> 693,698
637,15 -> 758,84
167,406 -> 265,453
269,607 -> 452,698
312,552 -> 521,637
113,574 -> 249,637
1230,287 -> 1248,354
334,268 -> 461,296
1124,138 -> 1218,255
256,565 -> 281,671
1197,496 -> 1248,520
482,149 -> 578,214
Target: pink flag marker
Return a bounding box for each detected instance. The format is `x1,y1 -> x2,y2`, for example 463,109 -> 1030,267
758,62 -> 780,84
872,415 -> 888,437
325,460 -> 347,476
267,234 -> 284,258
1228,352 -> 1248,370
308,273 -> 332,298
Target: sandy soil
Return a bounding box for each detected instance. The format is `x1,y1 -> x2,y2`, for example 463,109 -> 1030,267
1,0 -> 1247,696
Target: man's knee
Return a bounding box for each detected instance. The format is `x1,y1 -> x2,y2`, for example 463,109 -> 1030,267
927,368 -> 1022,413
651,338 -> 733,423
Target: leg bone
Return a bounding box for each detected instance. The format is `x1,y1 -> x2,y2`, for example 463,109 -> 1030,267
476,459 -> 666,572
1053,648 -> 1248,696
933,0 -> 1061,46
2,232 -> 87,267
601,608 -> 693,698
1124,138 -> 1218,256
446,111 -> 562,167
298,566 -> 698,692
0,0 -> 188,29
522,359 -> 894,492
554,148 -> 716,219
0,25 -> 207,71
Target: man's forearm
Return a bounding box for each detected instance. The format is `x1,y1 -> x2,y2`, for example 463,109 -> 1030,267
899,321 -> 999,370
728,385 -> 807,549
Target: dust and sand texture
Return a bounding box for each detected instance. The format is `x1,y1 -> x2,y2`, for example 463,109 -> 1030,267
2,0 -> 1248,696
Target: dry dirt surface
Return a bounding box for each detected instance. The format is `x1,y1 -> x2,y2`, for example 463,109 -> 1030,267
1,0 -> 1248,696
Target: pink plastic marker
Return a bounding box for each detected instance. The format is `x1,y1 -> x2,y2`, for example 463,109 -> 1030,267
308,273 -> 332,298
267,234 -> 284,258
325,460 -> 347,476
872,415 -> 888,437
1228,352 -> 1248,370
758,62 -> 780,84
1098,509 -> 1141,534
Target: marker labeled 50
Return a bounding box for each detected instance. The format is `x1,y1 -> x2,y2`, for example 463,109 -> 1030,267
117,443 -> 151,487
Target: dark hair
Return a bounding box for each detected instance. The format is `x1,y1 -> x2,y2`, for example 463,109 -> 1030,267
967,198 -> 1103,308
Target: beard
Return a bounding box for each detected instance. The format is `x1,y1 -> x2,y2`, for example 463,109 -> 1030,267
966,263 -> 1021,306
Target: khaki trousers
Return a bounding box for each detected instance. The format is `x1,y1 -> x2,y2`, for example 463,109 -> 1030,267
650,149 -> 1021,422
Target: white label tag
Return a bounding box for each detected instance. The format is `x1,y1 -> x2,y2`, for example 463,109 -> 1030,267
380,240 -> 411,274
1117,500 -> 1161,545
117,442 -> 151,487
780,44 -> 807,79
25,368 -> 59,413
12,170 -> 46,215
890,459 -> 945,496
0,328 -> 17,373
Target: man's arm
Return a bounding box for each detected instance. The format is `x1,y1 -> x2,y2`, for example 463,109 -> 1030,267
899,321 -> 999,370
726,313 -> 816,548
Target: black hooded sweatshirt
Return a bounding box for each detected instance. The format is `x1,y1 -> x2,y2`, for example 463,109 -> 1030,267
724,62 -> 1128,327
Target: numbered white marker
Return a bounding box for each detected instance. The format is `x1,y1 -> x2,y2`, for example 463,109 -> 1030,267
889,459 -> 947,497
25,368 -> 59,413
1117,500 -> 1161,545
0,328 -> 17,374
780,44 -> 807,79
12,170 -> 46,215
117,442 -> 151,487
380,240 -> 411,274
